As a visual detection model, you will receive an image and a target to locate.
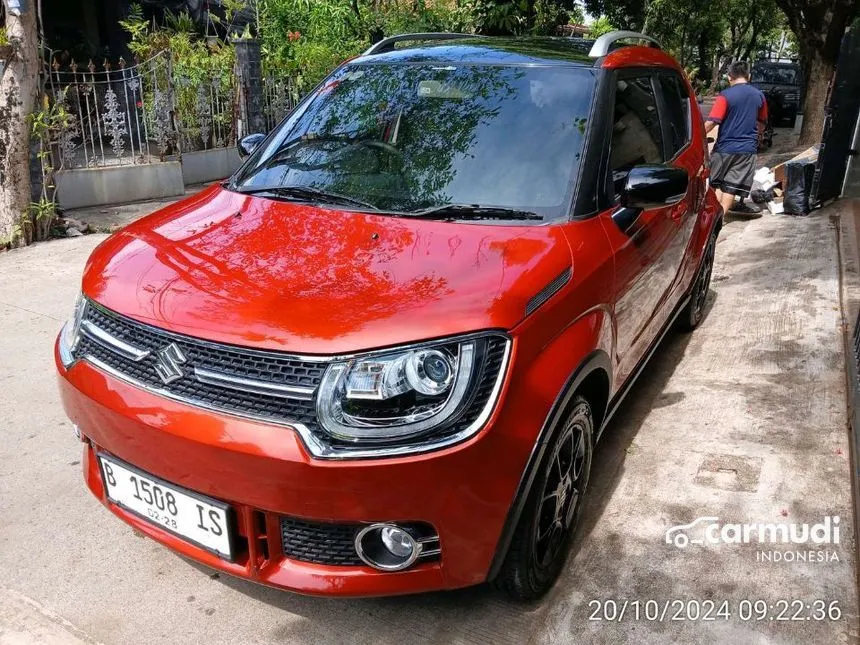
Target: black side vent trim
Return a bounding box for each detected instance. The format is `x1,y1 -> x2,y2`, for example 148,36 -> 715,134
525,267 -> 572,316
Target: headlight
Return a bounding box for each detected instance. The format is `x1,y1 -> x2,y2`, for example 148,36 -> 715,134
316,333 -> 507,443
58,293 -> 87,367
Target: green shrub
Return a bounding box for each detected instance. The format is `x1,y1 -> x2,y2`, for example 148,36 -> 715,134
120,4 -> 235,148
257,0 -> 475,88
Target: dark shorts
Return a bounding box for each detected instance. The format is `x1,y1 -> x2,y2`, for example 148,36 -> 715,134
709,152 -> 756,197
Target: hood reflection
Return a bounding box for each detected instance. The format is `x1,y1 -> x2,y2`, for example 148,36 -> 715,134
84,186 -> 570,354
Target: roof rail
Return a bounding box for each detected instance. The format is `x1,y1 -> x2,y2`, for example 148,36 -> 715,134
588,30 -> 661,58
363,32 -> 475,56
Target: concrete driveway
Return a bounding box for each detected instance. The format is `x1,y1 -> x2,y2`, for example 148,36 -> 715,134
0,204 -> 857,644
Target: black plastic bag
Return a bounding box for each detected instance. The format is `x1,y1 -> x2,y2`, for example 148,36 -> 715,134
751,188 -> 776,204
783,161 -> 817,215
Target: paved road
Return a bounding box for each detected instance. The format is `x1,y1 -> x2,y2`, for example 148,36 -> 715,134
0,206 -> 857,644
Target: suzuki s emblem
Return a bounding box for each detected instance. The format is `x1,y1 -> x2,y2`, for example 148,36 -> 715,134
153,343 -> 187,384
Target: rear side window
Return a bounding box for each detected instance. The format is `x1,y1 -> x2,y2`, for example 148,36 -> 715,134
658,73 -> 691,156
609,75 -> 664,195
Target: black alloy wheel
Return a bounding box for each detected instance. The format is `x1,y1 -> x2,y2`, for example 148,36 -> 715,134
679,231 -> 717,331
494,396 -> 594,601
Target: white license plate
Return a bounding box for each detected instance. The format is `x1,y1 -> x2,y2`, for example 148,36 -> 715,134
98,454 -> 233,560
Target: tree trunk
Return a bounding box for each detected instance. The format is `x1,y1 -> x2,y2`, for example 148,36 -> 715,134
710,50 -> 724,92
741,20 -> 761,62
697,33 -> 709,85
798,46 -> 835,146
525,0 -> 537,31
775,0 -> 858,146
0,1 -> 39,248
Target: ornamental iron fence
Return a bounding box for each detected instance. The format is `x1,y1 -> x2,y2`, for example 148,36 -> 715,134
45,49 -> 300,170
263,72 -> 300,133
46,52 -> 178,168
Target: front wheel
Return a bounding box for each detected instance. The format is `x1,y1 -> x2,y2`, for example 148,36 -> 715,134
678,230 -> 717,331
493,396 -> 594,601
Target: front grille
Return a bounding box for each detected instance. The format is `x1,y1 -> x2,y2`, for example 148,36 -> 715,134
280,517 -> 364,566
84,305 -> 325,387
75,303 -> 325,429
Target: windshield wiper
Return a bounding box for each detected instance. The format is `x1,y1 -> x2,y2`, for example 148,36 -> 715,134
404,204 -> 543,221
234,185 -> 380,211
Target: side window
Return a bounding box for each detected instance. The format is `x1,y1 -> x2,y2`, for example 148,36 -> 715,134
609,75 -> 664,197
657,73 -> 691,156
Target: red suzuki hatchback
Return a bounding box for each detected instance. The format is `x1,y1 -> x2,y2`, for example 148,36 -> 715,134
57,32 -> 721,600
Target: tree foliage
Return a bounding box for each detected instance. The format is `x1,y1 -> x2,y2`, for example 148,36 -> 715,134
467,0 -> 584,35
588,16 -> 616,38
256,0 -> 586,87
642,0 -> 785,88
584,0 -> 646,31
256,0 -> 474,84
592,0 -> 857,143
774,1 -> 858,143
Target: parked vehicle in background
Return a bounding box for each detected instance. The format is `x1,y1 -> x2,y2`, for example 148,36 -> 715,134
56,32 -> 722,601
751,60 -> 803,126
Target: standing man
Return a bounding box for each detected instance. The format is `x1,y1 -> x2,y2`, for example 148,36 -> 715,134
704,61 -> 768,217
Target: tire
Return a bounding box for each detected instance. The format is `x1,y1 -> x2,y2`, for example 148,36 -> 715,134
493,396 -> 594,601
677,230 -> 716,331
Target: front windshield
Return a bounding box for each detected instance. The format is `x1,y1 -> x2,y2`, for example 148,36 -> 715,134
752,66 -> 798,85
232,63 -> 596,219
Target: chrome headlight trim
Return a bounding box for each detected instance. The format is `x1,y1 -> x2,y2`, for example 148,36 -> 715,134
316,341 -> 478,441
58,320 -> 77,368
58,293 -> 87,368
314,333 -> 509,446
305,336 -> 510,459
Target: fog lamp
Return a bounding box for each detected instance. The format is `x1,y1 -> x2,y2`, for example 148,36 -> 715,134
355,523 -> 422,571
381,526 -> 415,558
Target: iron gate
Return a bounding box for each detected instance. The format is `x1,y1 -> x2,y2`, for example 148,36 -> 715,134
812,19 -> 860,205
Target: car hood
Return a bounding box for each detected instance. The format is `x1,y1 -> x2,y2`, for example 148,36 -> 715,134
83,185 -> 572,354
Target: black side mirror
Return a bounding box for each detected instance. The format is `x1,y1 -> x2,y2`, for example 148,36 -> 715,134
237,133 -> 266,158
621,164 -> 689,210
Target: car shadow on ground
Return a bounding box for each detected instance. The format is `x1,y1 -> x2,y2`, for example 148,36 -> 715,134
181,291 -> 715,641
568,303 -> 703,561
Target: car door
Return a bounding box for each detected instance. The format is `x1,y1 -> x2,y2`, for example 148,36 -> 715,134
651,71 -> 701,326
599,71 -> 680,387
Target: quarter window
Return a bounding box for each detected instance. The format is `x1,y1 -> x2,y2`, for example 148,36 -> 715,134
658,73 -> 691,156
609,76 -> 664,196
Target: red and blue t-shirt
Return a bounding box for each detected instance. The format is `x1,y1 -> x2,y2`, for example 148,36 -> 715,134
708,83 -> 768,155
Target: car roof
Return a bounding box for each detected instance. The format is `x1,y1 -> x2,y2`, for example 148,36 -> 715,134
753,61 -> 799,69
351,35 -> 682,72
352,36 -> 599,67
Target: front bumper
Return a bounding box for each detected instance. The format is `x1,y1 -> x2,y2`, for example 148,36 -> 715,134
56,337 -> 534,597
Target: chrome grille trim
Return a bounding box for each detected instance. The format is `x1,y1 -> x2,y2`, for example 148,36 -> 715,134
74,301 -> 324,430
193,366 -> 316,401
81,319 -> 150,361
